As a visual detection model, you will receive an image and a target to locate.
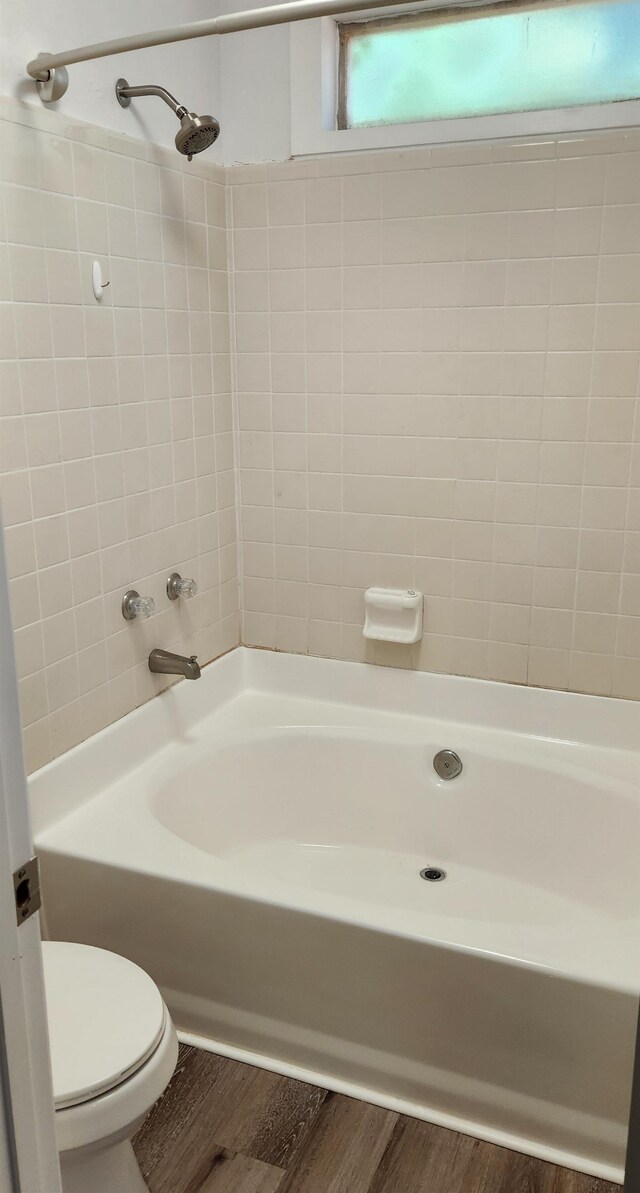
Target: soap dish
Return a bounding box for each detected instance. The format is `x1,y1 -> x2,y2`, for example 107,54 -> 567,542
363,587 -> 423,644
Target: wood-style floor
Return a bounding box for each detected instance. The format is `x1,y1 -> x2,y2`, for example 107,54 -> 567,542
133,1044 -> 620,1193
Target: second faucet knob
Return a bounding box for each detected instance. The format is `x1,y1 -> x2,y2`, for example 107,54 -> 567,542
167,572 -> 198,601
122,590 -> 156,621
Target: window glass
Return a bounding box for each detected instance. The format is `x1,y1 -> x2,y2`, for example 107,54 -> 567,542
340,0 -> 640,129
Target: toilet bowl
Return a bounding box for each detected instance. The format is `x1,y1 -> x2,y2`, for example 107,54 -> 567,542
42,941 -> 178,1193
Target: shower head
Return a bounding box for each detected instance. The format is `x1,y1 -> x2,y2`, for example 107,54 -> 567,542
115,79 -> 220,159
175,111 -> 220,159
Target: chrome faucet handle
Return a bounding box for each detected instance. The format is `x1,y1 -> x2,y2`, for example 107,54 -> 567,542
122,589 -> 156,621
167,572 -> 198,601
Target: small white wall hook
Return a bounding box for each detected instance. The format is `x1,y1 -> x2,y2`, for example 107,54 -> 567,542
92,260 -> 110,301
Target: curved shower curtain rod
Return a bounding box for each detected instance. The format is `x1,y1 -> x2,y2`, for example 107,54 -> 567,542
26,0 -> 523,100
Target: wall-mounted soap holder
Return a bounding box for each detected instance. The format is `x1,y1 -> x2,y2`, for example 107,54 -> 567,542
363,587 -> 423,644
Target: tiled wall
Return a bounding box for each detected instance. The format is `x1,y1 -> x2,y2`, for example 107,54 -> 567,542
0,98 -> 239,773
229,132 -> 640,700
3,98 -> 640,778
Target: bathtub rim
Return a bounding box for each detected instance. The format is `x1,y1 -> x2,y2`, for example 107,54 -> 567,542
29,644 -> 640,839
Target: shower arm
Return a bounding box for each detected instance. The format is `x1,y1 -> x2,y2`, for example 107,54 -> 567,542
115,82 -> 187,117
26,0 -> 520,96
115,81 -> 189,118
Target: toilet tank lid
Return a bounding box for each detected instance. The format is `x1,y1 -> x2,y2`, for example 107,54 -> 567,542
41,941 -> 167,1109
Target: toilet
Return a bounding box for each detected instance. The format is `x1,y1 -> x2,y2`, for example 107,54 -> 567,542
42,941 -> 178,1193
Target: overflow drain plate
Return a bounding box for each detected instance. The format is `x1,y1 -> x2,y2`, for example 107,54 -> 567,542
420,866 -> 447,882
433,749 -> 463,780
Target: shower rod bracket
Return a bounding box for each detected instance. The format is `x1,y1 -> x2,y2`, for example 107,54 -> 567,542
32,56 -> 69,102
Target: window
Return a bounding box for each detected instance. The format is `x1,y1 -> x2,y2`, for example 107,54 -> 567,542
338,0 -> 640,131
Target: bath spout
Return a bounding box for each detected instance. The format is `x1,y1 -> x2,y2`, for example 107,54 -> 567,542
149,648 -> 201,680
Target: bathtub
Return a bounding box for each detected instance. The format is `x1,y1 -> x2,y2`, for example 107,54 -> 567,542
30,647 -> 639,1182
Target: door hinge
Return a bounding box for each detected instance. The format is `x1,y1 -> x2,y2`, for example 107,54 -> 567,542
13,856 -> 41,926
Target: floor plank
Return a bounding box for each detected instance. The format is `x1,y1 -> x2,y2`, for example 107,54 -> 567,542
134,1046 -> 327,1190
459,1137 -> 559,1193
134,1046 -> 248,1191
206,1063 -> 327,1169
366,1117 -> 482,1193
550,1172 -> 622,1193
133,1045 -> 622,1193
195,1149 -> 284,1193
274,1091 -> 398,1193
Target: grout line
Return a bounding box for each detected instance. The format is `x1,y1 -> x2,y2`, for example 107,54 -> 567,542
225,180 -> 246,644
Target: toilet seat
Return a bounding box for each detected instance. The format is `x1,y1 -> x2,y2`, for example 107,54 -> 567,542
42,942 -> 167,1109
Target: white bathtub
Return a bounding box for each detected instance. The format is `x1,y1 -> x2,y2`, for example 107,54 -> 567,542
30,647 -> 639,1182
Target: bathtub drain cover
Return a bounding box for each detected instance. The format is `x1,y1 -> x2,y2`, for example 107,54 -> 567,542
420,866 -> 447,882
